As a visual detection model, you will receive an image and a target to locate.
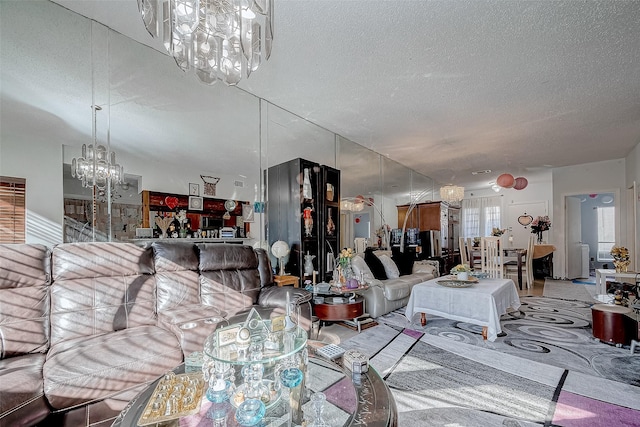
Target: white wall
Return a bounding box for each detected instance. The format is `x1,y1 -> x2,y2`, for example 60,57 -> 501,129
464,169 -> 553,248
553,159 -> 626,279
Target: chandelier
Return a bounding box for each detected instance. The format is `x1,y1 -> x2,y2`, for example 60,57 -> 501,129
439,185 -> 464,203
71,106 -> 124,190
137,0 -> 273,86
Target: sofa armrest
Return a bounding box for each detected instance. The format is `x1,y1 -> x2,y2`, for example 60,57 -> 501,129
257,285 -> 312,309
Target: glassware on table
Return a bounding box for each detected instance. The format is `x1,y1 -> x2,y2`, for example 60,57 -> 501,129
308,392 -> 329,427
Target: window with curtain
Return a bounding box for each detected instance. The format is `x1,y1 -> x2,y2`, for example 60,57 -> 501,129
0,176 -> 26,243
596,206 -> 615,261
461,196 -> 502,237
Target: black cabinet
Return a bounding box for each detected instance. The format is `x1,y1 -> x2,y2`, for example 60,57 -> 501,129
267,158 -> 340,283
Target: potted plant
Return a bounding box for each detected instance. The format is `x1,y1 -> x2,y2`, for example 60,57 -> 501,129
451,264 -> 472,281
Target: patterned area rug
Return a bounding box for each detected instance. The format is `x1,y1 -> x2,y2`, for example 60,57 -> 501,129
379,296 -> 639,385
339,291 -> 640,426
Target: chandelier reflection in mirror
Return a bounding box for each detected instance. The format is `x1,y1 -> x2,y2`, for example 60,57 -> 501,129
439,185 -> 464,203
71,105 -> 124,190
137,0 -> 273,86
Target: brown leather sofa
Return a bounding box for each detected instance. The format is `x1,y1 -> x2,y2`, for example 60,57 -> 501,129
0,241 -> 311,427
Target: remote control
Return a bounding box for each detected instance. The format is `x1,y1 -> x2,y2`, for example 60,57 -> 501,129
316,344 -> 346,360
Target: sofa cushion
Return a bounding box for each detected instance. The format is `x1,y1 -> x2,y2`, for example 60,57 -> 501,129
391,248 -> 415,276
0,244 -> 50,358
378,254 -> 400,279
0,353 -> 49,426
412,260 -> 439,276
351,255 -> 375,283
364,249 -> 387,280
50,243 -> 158,346
199,244 -> 263,307
44,325 -> 182,410
380,279 -> 411,301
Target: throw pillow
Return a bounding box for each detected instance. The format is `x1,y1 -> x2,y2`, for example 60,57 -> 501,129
378,254 -> 400,279
351,255 -> 375,283
391,248 -> 415,276
364,249 -> 388,280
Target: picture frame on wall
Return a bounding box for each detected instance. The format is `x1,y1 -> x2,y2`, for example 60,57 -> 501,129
188,196 -> 203,211
189,183 -> 199,196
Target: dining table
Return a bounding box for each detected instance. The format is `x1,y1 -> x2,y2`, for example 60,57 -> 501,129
405,277 -> 521,341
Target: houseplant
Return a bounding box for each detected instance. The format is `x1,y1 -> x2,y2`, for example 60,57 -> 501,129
610,246 -> 630,273
491,228 -> 506,237
530,215 -> 551,244
451,263 -> 472,281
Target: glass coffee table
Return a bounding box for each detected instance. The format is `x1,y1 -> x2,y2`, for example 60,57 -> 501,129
111,341 -> 397,426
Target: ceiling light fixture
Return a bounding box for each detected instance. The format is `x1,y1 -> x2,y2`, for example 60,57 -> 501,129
497,173 -> 528,190
71,105 -> 124,190
137,0 -> 273,86
439,185 -> 464,203
471,169 -> 492,175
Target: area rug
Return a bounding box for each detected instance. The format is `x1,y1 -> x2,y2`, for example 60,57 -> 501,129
572,278 -> 596,285
375,295 -> 639,386
340,319 -> 640,426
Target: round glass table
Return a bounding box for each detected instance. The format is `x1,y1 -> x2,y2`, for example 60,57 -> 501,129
111,341 -> 397,426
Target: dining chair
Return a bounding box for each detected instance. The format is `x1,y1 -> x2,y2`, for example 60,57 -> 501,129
481,237 -> 503,278
467,238 -> 482,270
505,235 -> 535,288
459,237 -> 469,266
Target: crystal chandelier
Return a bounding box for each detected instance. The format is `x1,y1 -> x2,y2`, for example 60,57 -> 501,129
439,185 -> 464,203
71,106 -> 124,190
137,0 -> 273,86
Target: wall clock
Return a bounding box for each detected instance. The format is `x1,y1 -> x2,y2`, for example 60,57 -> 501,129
224,200 -> 237,212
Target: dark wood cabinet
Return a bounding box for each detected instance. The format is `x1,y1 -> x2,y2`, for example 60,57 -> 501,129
141,190 -> 248,237
267,158 -> 340,283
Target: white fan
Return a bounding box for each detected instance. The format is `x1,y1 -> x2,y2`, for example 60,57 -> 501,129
271,240 -> 290,276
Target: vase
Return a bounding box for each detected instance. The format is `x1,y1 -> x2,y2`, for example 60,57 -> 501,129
457,271 -> 469,281
536,231 -> 543,244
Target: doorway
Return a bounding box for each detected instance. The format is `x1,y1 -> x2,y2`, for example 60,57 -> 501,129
565,192 -> 616,280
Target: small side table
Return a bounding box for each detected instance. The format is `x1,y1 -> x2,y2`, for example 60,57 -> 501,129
274,274 -> 300,288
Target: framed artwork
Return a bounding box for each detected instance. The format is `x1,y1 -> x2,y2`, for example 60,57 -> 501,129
242,204 -> 255,222
188,196 -> 203,211
189,183 -> 199,196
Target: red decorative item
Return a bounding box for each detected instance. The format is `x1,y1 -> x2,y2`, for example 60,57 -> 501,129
355,217 -> 361,224
165,196 -> 179,210
513,177 -> 528,190
589,194 -> 598,198
497,173 -> 515,188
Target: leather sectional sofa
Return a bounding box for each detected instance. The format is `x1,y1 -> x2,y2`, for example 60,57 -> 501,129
0,241 -> 310,427
353,250 -> 440,319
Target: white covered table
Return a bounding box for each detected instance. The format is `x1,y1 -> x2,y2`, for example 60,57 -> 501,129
404,277 -> 521,341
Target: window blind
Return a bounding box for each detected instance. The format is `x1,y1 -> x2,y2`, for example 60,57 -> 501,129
0,176 -> 26,243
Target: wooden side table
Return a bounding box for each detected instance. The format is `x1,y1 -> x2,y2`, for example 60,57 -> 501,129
274,275 -> 300,288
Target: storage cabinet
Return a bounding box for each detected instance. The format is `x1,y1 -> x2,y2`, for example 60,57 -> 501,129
141,190 -> 248,237
267,158 -> 340,283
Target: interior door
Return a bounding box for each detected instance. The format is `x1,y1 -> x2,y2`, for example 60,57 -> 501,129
566,196 -> 583,279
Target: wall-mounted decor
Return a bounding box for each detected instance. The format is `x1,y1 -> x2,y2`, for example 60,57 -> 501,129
517,213 -> 533,226
242,204 -> 254,222
188,196 -> 203,211
201,175 -> 221,197
189,183 -> 199,196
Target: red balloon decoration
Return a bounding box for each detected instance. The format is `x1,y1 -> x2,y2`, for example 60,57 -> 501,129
513,177 -> 528,190
497,173 -> 515,188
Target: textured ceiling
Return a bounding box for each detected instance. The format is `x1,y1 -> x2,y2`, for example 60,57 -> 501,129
24,1 -> 640,189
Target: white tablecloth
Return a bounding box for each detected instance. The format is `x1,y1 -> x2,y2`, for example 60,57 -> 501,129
404,277 -> 521,341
